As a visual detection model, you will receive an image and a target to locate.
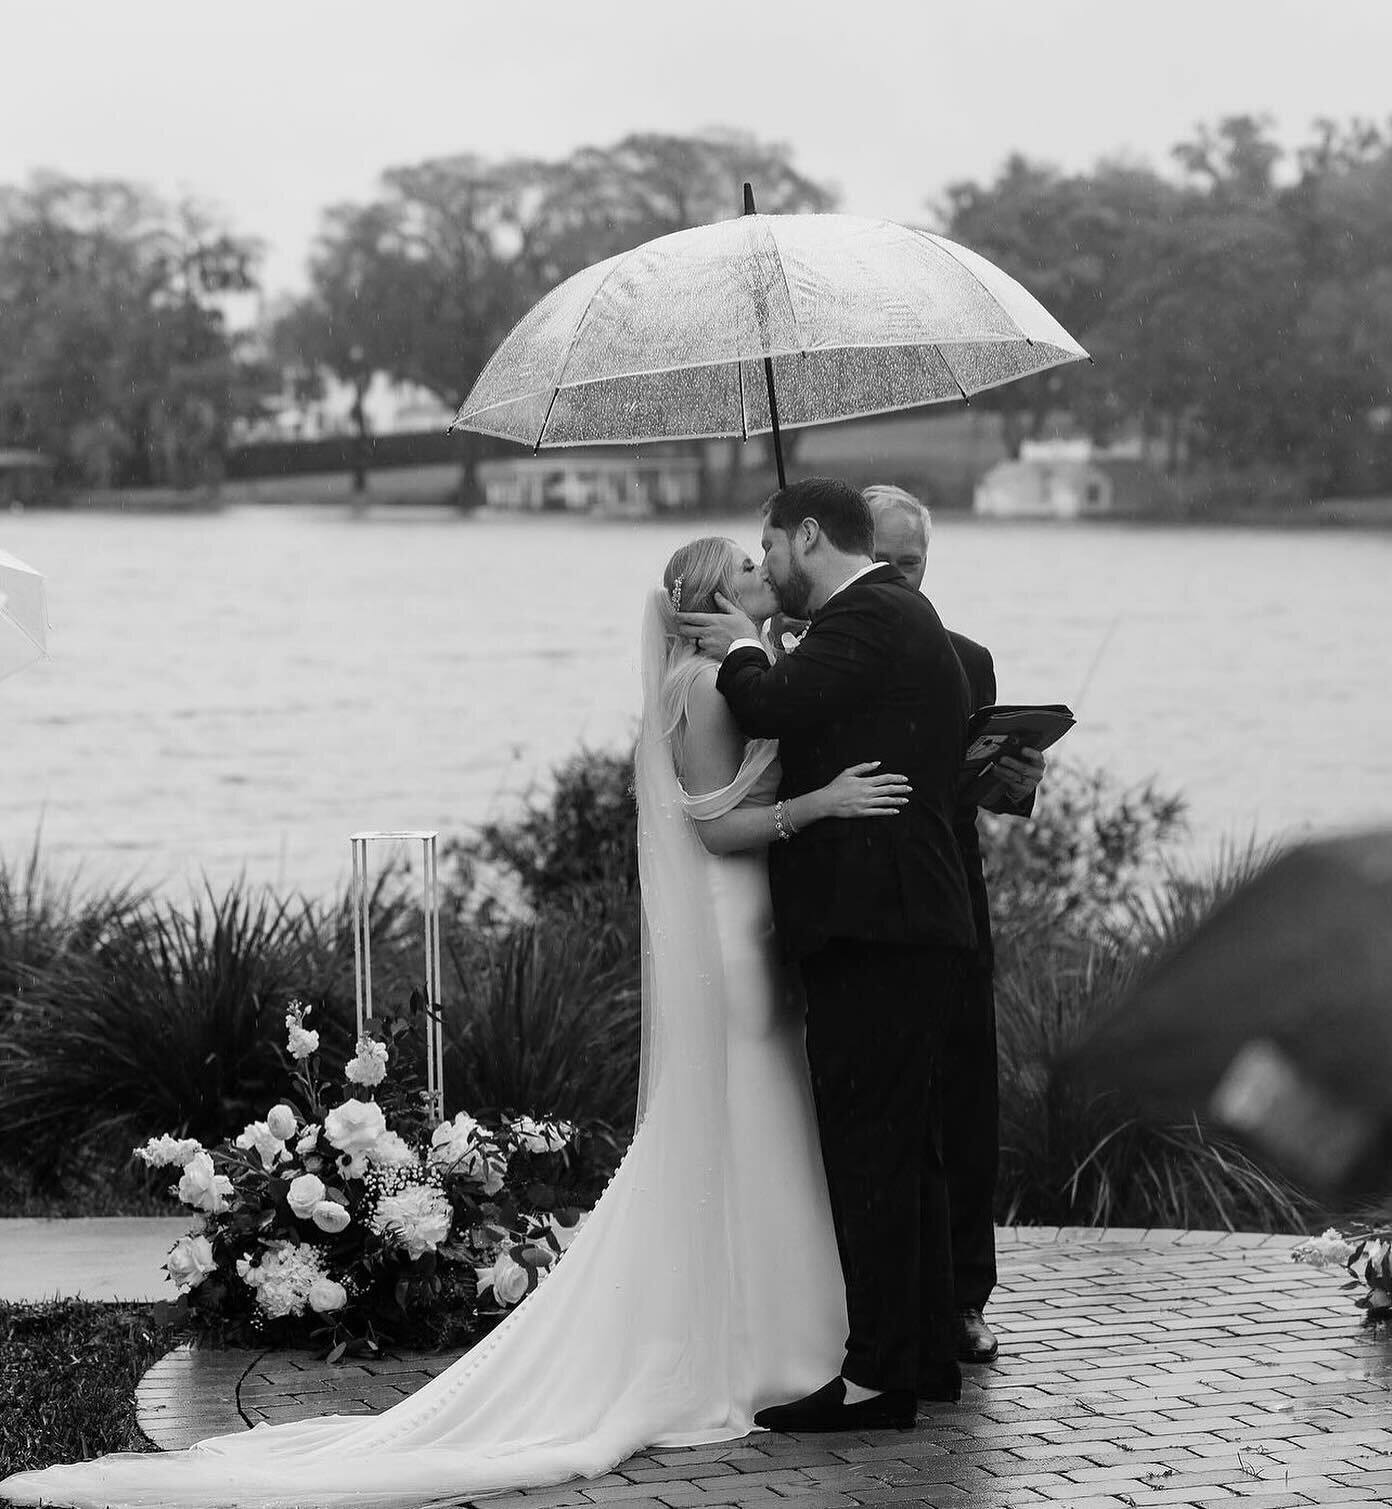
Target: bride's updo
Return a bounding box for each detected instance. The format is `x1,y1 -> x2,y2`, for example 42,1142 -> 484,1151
660,536 -> 739,627
655,536 -> 739,755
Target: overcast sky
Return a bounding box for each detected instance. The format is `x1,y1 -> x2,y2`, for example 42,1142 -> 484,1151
5,0 -> 1391,298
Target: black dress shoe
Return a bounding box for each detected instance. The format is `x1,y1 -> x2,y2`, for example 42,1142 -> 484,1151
957,1307 -> 999,1363
754,1377 -> 916,1433
915,1360 -> 963,1401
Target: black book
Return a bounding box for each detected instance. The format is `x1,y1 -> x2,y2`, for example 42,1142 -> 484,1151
960,703 -> 1076,807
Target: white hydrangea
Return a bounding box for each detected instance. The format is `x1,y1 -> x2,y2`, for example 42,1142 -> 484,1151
236,1241 -> 328,1319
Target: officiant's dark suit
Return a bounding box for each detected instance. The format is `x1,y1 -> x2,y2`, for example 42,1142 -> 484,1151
718,562 -> 976,1395
946,631 -> 1034,1324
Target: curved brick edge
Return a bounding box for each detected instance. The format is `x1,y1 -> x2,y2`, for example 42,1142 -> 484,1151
135,1344 -> 266,1450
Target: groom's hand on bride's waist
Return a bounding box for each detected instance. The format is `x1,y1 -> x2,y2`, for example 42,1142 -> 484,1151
677,593 -> 762,660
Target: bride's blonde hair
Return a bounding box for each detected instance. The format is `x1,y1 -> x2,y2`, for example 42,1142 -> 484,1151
656,536 -> 740,767
661,536 -> 738,620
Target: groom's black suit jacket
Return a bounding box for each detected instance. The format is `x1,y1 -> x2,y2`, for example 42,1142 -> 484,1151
717,564 -> 977,959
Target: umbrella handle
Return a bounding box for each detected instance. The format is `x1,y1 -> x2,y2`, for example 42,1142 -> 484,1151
742,182 -> 787,492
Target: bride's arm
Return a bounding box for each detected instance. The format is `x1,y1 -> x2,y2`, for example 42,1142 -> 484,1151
681,675 -> 909,857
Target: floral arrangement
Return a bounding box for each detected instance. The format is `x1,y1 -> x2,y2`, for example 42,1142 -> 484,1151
136,992 -> 592,1360
1292,1223 -> 1392,1328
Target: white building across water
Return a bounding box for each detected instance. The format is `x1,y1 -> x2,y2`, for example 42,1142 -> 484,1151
974,438 -> 1177,519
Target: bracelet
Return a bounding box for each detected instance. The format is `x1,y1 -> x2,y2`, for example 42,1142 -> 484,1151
772,800 -> 797,842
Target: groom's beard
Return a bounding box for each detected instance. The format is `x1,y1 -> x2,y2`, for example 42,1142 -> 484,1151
774,560 -> 814,621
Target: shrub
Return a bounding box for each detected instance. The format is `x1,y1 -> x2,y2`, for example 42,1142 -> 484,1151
0,873 -> 428,1174
980,763 -> 1187,943
0,840 -> 146,1011
444,910 -> 641,1138
994,838 -> 1318,1232
446,745 -> 638,923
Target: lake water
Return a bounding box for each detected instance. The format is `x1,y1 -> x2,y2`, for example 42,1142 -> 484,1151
2,504 -> 1390,900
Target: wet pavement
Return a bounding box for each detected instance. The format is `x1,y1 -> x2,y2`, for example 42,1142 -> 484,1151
133,1226 -> 1392,1507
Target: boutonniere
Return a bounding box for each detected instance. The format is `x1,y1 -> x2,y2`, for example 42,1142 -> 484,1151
779,622 -> 811,655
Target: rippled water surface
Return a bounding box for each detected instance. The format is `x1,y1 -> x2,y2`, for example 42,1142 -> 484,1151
3,504 -> 1389,898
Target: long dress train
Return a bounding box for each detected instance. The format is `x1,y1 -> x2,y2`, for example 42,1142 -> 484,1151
0,597 -> 845,1509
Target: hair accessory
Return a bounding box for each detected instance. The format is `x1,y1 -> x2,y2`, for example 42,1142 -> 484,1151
670,575 -> 683,613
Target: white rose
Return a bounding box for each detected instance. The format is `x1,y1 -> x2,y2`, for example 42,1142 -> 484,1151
296,1124 -> 321,1155
490,1251 -> 530,1306
286,1024 -> 320,1060
176,1152 -> 235,1214
235,1120 -> 287,1172
287,1173 -> 327,1219
324,1099 -> 387,1157
308,1277 -> 349,1314
344,1036 -> 389,1088
134,1135 -> 204,1169
311,1199 -> 351,1234
165,1233 -> 217,1290
369,1184 -> 453,1259
265,1104 -> 298,1140
429,1112 -> 482,1163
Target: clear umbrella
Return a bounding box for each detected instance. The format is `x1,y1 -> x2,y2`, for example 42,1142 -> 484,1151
0,547 -> 49,682
452,184 -> 1089,485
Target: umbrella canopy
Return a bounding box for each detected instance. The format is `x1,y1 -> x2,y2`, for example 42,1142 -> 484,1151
451,210 -> 1088,454
0,547 -> 49,682
1064,830 -> 1392,1201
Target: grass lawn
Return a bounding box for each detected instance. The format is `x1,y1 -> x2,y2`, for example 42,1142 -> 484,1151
0,1301 -> 180,1475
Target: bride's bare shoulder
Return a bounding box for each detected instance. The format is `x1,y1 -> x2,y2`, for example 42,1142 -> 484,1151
677,664 -> 743,787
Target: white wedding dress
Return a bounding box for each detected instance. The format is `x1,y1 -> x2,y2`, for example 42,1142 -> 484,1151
0,594 -> 846,1509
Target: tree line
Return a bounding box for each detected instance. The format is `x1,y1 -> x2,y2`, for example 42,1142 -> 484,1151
1,118 -> 1389,498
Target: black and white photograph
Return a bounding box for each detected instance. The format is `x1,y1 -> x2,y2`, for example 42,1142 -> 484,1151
2,3 -> 1391,1505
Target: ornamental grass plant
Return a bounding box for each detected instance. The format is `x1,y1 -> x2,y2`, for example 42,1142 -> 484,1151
0,867 -> 428,1207
992,837 -> 1319,1232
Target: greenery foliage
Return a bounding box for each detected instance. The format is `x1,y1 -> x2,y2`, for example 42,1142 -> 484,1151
0,175 -> 260,487
12,118 -> 1390,500
0,747 -> 1322,1236
938,114 -> 1392,493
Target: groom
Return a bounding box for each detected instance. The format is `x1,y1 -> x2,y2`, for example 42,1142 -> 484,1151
679,477 -> 976,1431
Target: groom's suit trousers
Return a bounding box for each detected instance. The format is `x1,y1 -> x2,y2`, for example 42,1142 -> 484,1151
800,936 -> 967,1393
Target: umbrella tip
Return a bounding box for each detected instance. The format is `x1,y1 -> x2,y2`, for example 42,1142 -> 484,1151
742,182 -> 756,215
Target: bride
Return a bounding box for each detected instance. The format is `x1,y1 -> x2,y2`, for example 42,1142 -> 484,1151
0,536 -> 913,1509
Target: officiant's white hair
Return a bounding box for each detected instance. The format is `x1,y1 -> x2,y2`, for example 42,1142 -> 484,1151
863,484 -> 932,541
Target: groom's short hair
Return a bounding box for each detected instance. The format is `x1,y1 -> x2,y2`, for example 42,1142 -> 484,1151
764,478 -> 874,555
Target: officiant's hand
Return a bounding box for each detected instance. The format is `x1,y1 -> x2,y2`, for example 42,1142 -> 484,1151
994,747 -> 1045,803
677,594 -> 761,660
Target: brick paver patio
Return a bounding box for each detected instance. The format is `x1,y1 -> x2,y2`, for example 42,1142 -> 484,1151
136,1228 -> 1392,1507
